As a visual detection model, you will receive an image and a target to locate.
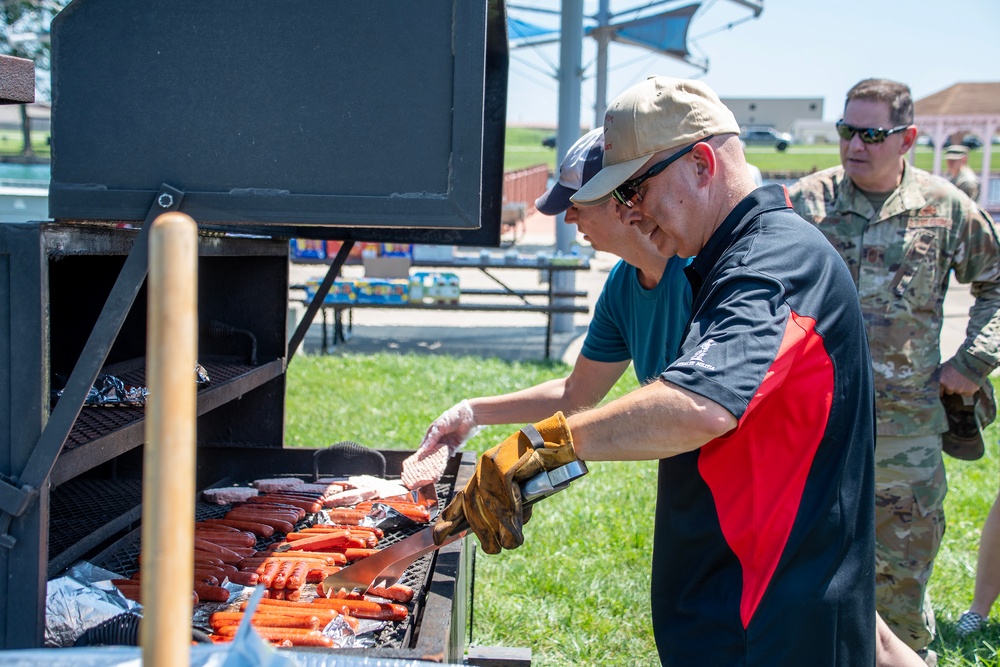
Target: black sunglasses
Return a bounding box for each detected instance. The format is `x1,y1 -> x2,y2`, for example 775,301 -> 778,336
835,120 -> 910,144
612,136 -> 714,208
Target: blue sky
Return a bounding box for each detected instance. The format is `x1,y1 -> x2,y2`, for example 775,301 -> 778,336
505,0 -> 1000,127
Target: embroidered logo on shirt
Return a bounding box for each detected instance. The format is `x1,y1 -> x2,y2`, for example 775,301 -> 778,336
677,339 -> 718,371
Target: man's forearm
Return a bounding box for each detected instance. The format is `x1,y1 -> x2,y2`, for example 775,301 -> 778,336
568,379 -> 737,461
469,378 -> 579,426
958,280 -> 1000,381
470,357 -> 630,427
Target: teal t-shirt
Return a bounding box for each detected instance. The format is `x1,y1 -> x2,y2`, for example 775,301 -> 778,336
580,255 -> 693,383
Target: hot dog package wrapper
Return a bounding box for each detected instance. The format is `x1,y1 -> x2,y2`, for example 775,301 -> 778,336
44,561 -> 139,648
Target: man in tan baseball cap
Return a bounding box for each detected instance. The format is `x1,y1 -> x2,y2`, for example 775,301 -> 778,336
552,76 -> 879,665
433,75 -> 921,667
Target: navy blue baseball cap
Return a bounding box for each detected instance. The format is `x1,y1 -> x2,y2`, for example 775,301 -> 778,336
535,127 -> 605,215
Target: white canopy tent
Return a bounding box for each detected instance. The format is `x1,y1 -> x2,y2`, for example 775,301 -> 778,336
912,82 -> 1000,209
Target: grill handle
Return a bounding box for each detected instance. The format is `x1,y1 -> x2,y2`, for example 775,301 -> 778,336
312,441 -> 386,481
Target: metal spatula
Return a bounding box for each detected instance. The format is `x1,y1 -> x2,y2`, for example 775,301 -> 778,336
322,459 -> 589,596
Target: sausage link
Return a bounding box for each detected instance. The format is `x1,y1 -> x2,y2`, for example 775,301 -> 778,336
213,625 -> 335,647
277,530 -> 351,551
270,560 -> 294,590
286,561 -> 310,590
193,538 -> 244,564
202,518 -> 275,538
259,560 -> 281,587
324,509 -> 367,525
310,597 -> 408,621
193,583 -> 231,603
223,512 -> 294,533
227,570 -> 260,586
368,583 -> 414,603
208,611 -> 320,631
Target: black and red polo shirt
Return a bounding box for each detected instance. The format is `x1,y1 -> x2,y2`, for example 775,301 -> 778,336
654,184 -> 875,666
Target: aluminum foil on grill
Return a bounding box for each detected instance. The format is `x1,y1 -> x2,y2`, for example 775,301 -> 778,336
44,561 -> 138,648
362,503 -> 421,532
52,364 -> 212,408
70,373 -> 148,407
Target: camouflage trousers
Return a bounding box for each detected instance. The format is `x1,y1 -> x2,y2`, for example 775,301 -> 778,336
874,434 -> 947,653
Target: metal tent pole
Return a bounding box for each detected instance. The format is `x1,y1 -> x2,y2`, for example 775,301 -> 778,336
553,0 -> 584,335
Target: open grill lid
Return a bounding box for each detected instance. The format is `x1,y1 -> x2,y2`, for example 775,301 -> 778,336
48,0 -> 509,246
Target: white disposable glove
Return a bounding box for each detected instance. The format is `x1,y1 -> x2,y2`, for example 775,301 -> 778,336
401,400 -> 481,489
419,399 -> 481,456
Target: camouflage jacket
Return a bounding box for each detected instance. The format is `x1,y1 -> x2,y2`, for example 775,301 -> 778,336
789,163 -> 1000,436
950,165 -> 981,202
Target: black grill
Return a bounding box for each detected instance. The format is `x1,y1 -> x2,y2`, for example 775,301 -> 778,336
2,0 -> 500,653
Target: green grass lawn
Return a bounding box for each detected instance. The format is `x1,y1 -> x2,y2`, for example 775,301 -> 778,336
286,352 -> 1000,666
745,143 -> 988,175
505,126 -> 558,173
0,129 -> 50,158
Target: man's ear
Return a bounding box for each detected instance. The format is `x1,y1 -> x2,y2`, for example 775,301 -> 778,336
691,142 -> 717,181
899,126 -> 919,155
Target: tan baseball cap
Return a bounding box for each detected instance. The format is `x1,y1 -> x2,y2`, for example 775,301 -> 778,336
572,76 -> 740,205
945,144 -> 970,159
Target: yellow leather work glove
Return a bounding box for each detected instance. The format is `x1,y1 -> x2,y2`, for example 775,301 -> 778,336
432,412 -> 577,554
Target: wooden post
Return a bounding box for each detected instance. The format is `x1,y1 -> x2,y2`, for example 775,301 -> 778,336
141,212 -> 198,666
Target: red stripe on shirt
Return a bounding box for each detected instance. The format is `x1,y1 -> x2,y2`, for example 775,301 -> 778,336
697,310 -> 833,628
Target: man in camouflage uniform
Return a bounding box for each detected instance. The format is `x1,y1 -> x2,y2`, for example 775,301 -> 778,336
788,78 -> 1000,661
944,144 -> 981,201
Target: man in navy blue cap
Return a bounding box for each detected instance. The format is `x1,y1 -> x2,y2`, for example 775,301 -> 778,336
403,127 -> 692,484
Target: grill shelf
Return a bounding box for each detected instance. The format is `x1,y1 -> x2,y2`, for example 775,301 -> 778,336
53,471 -> 457,654
50,356 -> 285,486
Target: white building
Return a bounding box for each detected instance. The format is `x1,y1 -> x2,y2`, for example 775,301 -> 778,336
720,97 -> 824,136
790,119 -> 839,144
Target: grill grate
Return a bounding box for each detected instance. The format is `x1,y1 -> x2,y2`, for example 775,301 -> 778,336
48,478 -> 144,559
94,500 -> 232,576
76,476 -> 453,652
